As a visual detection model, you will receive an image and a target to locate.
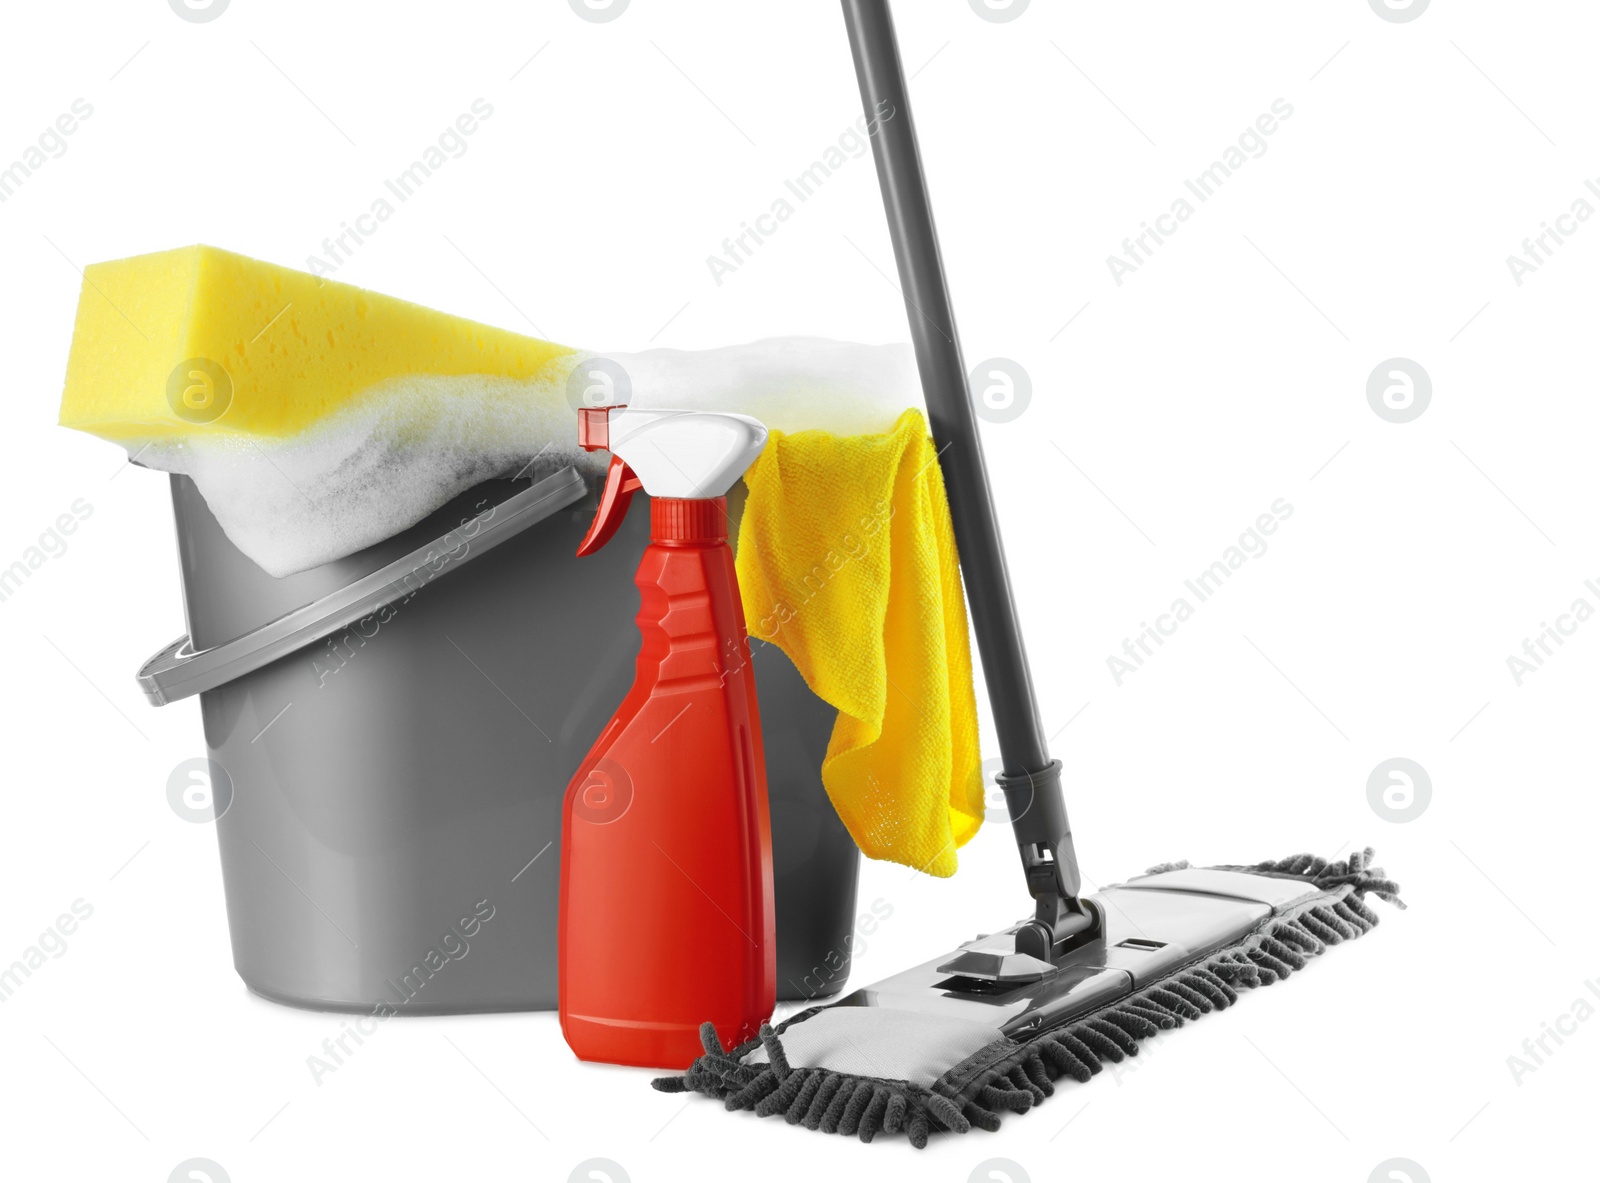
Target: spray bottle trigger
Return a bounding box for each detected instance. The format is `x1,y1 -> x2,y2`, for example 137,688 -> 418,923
577,454 -> 643,557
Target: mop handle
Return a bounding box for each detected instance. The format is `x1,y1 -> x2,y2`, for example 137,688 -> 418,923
840,0 -> 1084,911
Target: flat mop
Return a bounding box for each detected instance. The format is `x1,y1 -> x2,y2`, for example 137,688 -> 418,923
655,0 -> 1403,1145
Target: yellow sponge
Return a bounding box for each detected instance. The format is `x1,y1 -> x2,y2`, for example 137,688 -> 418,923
59,245 -> 575,440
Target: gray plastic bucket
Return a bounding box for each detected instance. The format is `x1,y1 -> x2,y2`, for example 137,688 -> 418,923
141,467 -> 860,1014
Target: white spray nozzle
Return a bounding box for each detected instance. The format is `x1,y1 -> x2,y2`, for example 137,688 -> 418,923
603,408 -> 768,500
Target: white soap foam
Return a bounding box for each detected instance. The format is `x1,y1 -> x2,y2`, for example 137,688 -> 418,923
608,337 -> 914,437
128,338 -> 917,577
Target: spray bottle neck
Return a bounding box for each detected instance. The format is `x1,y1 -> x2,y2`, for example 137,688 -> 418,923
651,497 -> 728,545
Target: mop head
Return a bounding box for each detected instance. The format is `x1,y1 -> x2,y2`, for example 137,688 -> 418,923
653,848 -> 1402,1147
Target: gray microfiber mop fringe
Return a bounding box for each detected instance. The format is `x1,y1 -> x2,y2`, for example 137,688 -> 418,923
651,848 -> 1403,1147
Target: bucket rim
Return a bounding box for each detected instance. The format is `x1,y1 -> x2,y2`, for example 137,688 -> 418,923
137,465 -> 587,706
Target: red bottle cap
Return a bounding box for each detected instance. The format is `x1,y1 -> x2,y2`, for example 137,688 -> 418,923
652,497 -> 727,543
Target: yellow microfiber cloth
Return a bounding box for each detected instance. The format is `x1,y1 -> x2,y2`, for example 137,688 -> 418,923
736,408 -> 984,876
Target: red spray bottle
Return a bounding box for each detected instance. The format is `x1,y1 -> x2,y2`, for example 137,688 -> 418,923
558,405 -> 776,1068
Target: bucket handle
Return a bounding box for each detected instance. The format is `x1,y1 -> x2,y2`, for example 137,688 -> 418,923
137,466 -> 588,706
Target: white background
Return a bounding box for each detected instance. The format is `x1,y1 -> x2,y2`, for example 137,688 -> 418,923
1,1 -> 1594,1180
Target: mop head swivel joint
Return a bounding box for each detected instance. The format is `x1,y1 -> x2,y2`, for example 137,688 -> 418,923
653,848 -> 1402,1147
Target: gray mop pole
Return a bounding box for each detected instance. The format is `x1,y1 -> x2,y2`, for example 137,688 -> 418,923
840,0 -> 1085,926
